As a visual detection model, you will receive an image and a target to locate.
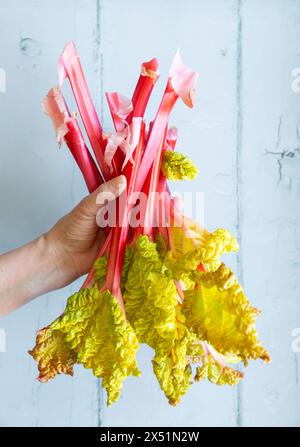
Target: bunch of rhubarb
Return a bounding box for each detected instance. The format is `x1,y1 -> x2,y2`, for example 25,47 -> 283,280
30,42 -> 270,406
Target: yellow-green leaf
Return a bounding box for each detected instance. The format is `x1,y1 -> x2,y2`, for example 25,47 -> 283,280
161,150 -> 198,180
31,286 -> 140,405
182,264 -> 270,364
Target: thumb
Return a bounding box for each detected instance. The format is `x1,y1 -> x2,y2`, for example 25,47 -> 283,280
80,175 -> 127,219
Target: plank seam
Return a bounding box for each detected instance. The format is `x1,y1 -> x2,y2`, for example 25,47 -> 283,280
236,0 -> 243,429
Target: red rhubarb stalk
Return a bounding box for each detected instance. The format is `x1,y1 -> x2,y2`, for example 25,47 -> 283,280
128,58 -> 159,121
104,124 -> 145,309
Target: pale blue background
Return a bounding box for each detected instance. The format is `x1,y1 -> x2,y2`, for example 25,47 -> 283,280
0,0 -> 300,427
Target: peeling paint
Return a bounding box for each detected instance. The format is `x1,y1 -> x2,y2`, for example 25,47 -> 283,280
19,37 -> 41,58
265,147 -> 300,183
265,117 -> 300,185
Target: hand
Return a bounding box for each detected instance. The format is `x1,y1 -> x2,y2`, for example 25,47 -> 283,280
0,175 -> 126,318
45,175 -> 127,286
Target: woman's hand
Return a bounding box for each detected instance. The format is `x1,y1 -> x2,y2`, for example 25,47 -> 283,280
45,175 -> 126,285
0,175 -> 126,318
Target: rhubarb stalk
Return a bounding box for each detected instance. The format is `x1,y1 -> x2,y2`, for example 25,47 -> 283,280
59,41 -> 111,180
104,123 -> 145,309
43,87 -> 102,192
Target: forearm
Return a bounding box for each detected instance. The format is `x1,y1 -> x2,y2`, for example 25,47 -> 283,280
0,177 -> 124,319
0,235 -> 66,318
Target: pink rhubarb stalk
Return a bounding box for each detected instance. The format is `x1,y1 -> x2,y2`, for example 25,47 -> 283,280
59,42 -> 111,180
80,231 -> 112,290
105,92 -> 133,173
43,87 -> 102,192
105,92 -> 133,132
135,51 -> 197,194
104,58 -> 159,173
142,131 -> 167,237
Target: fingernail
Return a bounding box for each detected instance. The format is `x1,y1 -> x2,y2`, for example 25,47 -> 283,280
96,175 -> 127,205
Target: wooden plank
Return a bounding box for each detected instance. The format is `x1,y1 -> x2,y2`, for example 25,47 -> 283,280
239,0 -> 300,427
100,0 -> 239,426
2,0 -> 298,428
0,0 -> 100,427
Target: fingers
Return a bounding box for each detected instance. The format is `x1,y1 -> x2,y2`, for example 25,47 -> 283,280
80,175 -> 127,219
95,175 -> 127,207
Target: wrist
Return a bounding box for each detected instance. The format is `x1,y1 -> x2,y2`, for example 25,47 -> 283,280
0,235 -> 71,318
42,231 -> 77,289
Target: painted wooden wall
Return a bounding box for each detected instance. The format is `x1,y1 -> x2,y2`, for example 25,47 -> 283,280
0,0 -> 299,427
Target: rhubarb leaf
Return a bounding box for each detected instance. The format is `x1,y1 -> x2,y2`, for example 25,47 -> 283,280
194,344 -> 244,386
152,327 -> 193,406
31,286 -> 140,405
165,226 -> 239,279
155,233 -> 168,260
182,264 -> 270,364
29,326 -> 76,382
123,236 -> 195,403
161,150 -> 198,181
124,235 -> 178,355
93,255 -> 108,288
